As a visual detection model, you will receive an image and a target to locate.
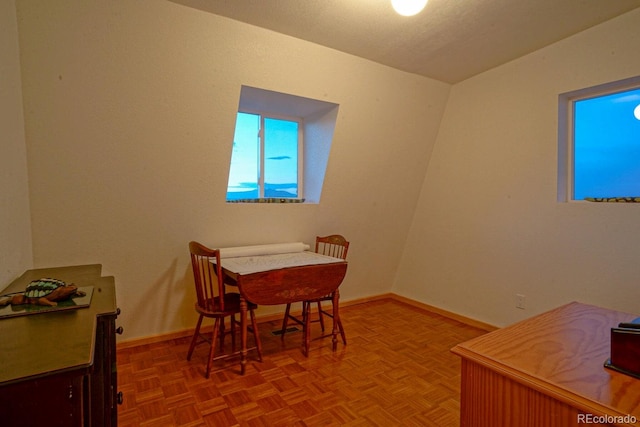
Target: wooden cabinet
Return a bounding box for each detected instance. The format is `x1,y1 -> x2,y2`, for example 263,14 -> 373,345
0,265 -> 120,426
452,302 -> 640,427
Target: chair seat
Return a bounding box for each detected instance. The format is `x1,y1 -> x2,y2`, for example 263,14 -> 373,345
305,293 -> 332,303
196,292 -> 258,317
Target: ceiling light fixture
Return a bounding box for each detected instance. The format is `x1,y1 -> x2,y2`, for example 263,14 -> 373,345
391,0 -> 428,16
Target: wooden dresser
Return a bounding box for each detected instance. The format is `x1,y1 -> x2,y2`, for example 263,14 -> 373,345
452,302 -> 640,427
0,265 -> 121,427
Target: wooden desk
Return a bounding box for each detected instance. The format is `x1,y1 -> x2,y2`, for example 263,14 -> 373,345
0,265 -> 120,427
219,252 -> 348,373
451,302 -> 640,426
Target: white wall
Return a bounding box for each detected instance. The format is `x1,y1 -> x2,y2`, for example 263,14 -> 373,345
395,9 -> 640,327
0,0 -> 32,289
16,0 -> 450,340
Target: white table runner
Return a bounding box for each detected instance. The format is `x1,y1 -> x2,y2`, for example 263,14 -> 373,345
219,251 -> 343,275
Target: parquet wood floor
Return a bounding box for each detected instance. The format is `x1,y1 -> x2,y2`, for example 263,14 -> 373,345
116,299 -> 489,427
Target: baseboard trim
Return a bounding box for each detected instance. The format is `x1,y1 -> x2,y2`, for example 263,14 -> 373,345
116,293 -> 495,350
116,327 -> 196,350
387,294 -> 497,332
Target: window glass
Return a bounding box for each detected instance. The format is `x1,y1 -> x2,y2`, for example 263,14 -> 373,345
573,87 -> 640,200
226,113 -> 301,201
227,112 -> 260,201
264,118 -> 298,198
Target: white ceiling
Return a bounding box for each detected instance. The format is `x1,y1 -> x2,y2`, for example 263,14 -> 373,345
169,0 -> 640,84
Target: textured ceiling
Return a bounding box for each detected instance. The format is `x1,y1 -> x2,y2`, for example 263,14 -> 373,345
169,0 -> 640,83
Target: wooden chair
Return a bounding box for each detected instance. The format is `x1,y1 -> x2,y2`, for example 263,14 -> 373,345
281,235 -> 349,353
186,241 -> 262,378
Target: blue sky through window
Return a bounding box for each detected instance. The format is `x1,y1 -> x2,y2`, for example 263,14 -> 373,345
227,112 -> 259,200
264,118 -> 298,198
227,112 -> 299,200
573,87 -> 640,200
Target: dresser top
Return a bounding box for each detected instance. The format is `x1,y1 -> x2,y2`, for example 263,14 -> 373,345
0,265 -> 117,385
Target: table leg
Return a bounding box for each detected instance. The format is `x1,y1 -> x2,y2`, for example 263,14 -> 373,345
240,296 -> 247,375
303,301 -> 311,357
332,291 -> 339,351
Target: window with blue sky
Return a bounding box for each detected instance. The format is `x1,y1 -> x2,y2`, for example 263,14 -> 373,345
226,85 -> 339,204
227,112 -> 300,201
570,84 -> 640,200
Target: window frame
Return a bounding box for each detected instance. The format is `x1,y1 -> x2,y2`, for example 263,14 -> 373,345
228,109 -> 304,201
557,75 -> 640,202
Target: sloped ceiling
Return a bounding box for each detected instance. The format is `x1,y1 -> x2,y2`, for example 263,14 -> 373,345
169,0 -> 640,83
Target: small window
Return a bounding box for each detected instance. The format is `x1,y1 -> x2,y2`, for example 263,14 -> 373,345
227,112 -> 302,201
226,86 -> 339,204
558,76 -> 640,202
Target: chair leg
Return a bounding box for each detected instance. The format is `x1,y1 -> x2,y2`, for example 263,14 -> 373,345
337,317 -> 347,345
206,318 -> 221,379
332,292 -> 346,346
219,317 -> 226,352
231,314 -> 236,352
300,301 -> 307,327
281,303 -> 292,339
316,301 -> 325,332
250,309 -> 263,361
187,314 -> 204,361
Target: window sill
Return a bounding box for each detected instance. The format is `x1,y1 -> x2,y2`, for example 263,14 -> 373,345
584,197 -> 640,203
226,198 -> 306,204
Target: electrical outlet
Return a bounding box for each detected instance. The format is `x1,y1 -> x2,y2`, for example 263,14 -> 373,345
516,294 -> 526,309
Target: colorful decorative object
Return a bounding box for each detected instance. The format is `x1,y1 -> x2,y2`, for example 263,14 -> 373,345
0,278 -> 85,307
